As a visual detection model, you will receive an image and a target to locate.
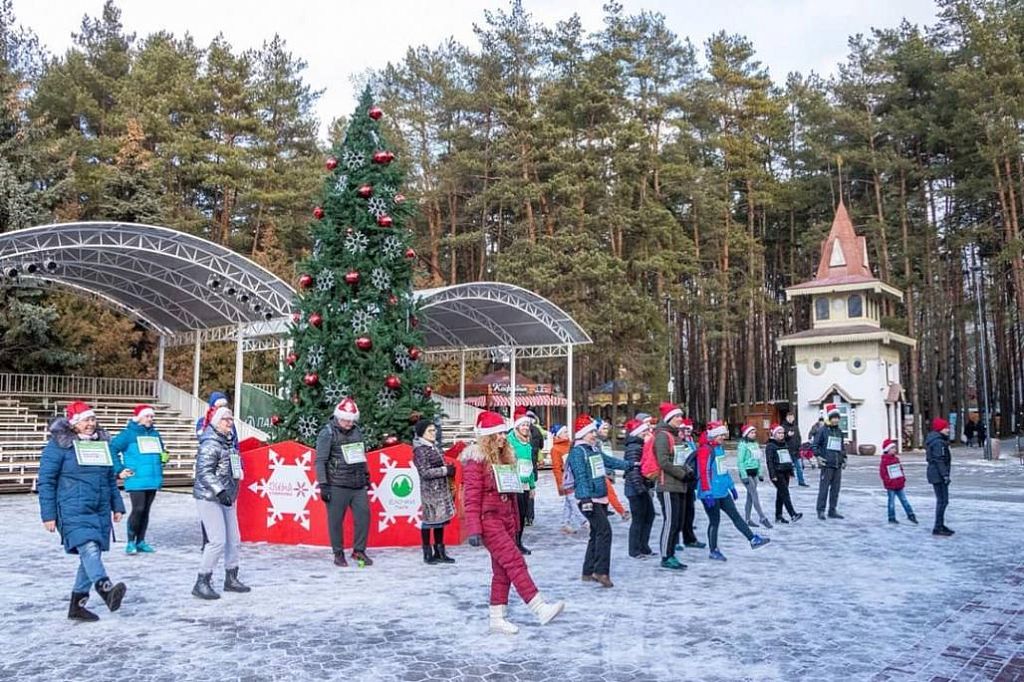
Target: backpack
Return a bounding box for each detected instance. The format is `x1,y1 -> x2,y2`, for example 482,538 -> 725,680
641,430 -> 674,481
561,455 -> 575,492
683,448 -> 698,481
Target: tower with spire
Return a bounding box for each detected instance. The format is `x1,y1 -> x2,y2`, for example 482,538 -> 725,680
779,202 -> 916,452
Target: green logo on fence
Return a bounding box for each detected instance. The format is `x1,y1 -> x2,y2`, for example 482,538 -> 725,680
391,474 -> 414,498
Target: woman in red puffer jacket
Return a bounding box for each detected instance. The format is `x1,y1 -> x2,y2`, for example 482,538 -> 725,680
879,438 -> 917,525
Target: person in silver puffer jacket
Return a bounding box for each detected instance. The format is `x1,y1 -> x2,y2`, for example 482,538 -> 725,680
191,407 -> 251,600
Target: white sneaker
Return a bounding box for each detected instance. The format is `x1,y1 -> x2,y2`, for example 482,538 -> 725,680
488,605 -> 519,635
527,594 -> 565,625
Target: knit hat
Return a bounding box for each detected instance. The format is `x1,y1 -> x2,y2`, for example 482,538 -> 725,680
132,404 -> 155,422
513,406 -> 531,429
475,411 -> 507,437
706,420 -> 728,439
211,406 -> 233,426
770,423 -> 785,438
635,412 -> 652,425
658,402 -> 683,422
333,397 -> 359,422
741,424 -> 757,439
65,401 -> 95,426
625,418 -> 649,438
551,424 -> 567,439
680,417 -> 694,431
574,414 -> 597,440
826,404 -> 841,419
210,392 -> 228,408
882,438 -> 898,454
525,409 -> 538,422
414,419 -> 433,439
931,417 -> 950,432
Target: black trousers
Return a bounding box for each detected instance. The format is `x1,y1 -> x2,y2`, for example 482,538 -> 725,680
773,474 -> 796,518
580,502 -> 612,576
326,486 -> 370,554
128,490 -> 157,542
932,482 -> 950,530
681,490 -> 698,544
516,491 -> 530,547
816,467 -> 842,514
658,491 -> 684,560
704,496 -> 754,551
626,492 -> 655,557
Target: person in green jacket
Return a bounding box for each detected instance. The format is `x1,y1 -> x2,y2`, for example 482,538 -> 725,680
110,404 -> 169,554
736,425 -> 772,529
508,407 -> 536,555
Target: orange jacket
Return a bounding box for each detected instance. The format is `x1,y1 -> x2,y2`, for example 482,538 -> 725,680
550,436 -> 570,496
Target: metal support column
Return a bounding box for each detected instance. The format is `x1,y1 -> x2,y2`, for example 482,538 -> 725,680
566,344 -> 574,439
192,335 -> 202,398
459,349 -> 466,423
509,348 -> 516,421
156,335 -> 166,396
233,323 -> 244,417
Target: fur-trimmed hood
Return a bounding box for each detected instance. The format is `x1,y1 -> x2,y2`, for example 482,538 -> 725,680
48,417 -> 110,449
460,441 -> 515,465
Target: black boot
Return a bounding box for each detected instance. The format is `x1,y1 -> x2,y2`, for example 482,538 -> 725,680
775,516 -> 790,524
192,573 -> 220,600
68,591 -> 99,622
434,544 -> 456,564
422,543 -> 438,565
94,578 -> 126,612
223,567 -> 251,593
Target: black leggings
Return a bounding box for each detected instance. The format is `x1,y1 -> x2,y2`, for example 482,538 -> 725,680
773,474 -> 797,518
516,491 -> 530,547
703,495 -> 754,551
128,490 -> 157,543
420,527 -> 446,545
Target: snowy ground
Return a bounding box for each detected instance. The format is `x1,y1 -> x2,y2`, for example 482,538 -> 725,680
1,452 -> 1021,682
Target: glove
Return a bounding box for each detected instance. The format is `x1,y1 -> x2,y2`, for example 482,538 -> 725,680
445,464 -> 456,476
730,488 -> 739,501
160,452 -> 170,464
216,490 -> 232,507
468,534 -> 482,547
702,497 -> 715,510
320,488 -> 331,504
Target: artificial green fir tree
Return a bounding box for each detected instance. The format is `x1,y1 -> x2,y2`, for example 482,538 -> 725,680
273,86 -> 436,447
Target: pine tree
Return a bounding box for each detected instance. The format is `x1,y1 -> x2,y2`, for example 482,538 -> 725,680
273,86 -> 437,447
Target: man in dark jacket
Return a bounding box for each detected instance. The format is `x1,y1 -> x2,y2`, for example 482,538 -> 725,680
783,412 -> 808,486
813,405 -> 846,520
653,402 -> 691,570
316,398 -> 373,567
926,417 -> 954,536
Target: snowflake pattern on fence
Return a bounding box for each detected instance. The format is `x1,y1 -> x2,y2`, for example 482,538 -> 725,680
307,344 -> 325,369
345,231 -> 369,254
246,448 -> 320,530
351,309 -> 374,334
376,387 -> 397,409
315,270 -> 334,292
342,149 -> 365,170
370,267 -> 391,291
297,415 -> 320,442
381,235 -> 402,259
367,196 -> 389,218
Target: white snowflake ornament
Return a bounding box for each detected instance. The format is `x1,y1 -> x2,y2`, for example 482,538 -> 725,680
333,174 -> 349,192
342,150 -> 365,170
371,268 -> 391,291
315,270 -> 335,292
323,382 -> 351,406
377,387 -> 397,409
345,231 -> 369,254
307,344 -> 325,369
382,235 -> 402,259
367,196 -> 389,218
298,415 -> 320,441
351,309 -> 374,334
394,346 -> 413,370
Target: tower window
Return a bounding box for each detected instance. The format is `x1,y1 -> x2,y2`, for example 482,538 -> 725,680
848,294 -> 863,318
815,297 -> 830,321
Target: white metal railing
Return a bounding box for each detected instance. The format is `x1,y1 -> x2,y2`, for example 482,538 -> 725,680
434,395 -> 484,428
0,373 -> 157,399
247,383 -> 277,394
157,380 -> 270,442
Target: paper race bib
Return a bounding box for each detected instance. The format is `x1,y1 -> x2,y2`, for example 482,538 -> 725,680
74,441 -> 112,467
715,455 -> 728,476
588,454 -> 606,479
341,442 -> 367,464
887,463 -> 903,480
827,436 -> 842,452
493,464 -> 522,493
136,436 -> 162,454
777,450 -> 793,464
673,443 -> 692,466
229,450 -> 243,479
517,458 -> 534,480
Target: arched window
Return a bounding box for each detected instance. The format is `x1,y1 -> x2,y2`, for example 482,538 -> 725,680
815,297 -> 830,321
848,294 -> 863,318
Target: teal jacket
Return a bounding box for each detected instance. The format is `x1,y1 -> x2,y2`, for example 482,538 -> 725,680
110,420 -> 166,491
735,439 -> 763,479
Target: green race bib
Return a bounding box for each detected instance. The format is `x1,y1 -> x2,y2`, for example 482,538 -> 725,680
74,441 -> 112,467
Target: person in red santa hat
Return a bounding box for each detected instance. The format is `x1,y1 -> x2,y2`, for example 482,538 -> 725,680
109,404 -> 168,555
462,411 -> 564,634
652,402 -> 694,570
37,401 -> 127,622
879,438 -> 917,525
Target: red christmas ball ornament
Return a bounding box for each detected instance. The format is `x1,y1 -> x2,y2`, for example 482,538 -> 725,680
357,184 -> 373,199
423,385 -> 433,398
309,313 -> 323,328
344,270 -> 360,285
383,435 -> 399,446
368,106 -> 383,120
271,414 -> 282,426
313,206 -> 325,220
387,294 -> 398,306
325,156 -> 338,171
385,375 -> 401,390
410,316 -> 419,328
286,352 -> 298,366
298,273 -> 313,289
393,193 -> 406,204
408,347 -> 421,361
304,372 -> 319,386
372,150 -> 391,164
377,214 -> 393,228
356,336 -> 373,351
404,247 -> 416,260
385,150 -> 395,163
290,312 -> 301,324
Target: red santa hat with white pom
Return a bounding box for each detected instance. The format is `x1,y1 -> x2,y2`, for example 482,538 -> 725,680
574,414 -> 598,440
333,397 -> 360,422
475,410 -> 507,437
513,406 -> 532,429
65,401 -> 95,426
706,420 -> 729,439
132,404 -> 155,422
882,438 -> 898,454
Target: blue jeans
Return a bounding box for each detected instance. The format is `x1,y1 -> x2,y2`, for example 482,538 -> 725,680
72,541 -> 108,593
793,454 -> 806,485
886,489 -> 915,520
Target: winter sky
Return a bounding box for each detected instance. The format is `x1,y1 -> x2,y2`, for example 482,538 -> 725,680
25,1 -> 939,137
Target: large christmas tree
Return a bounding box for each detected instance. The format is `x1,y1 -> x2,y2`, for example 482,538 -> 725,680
273,86 -> 437,447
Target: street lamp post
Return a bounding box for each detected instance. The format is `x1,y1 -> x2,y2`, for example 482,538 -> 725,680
971,247 -> 993,461
664,294 -> 674,402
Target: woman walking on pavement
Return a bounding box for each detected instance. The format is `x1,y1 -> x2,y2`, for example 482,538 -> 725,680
765,424 -> 802,524
551,425 -> 587,534
736,424 -> 772,529
192,406 -> 251,600
110,404 -> 168,554
462,411 -> 564,635
38,401 -> 127,622
696,421 -> 771,561
622,418 -> 655,558
413,419 -> 457,564
653,403 -> 693,571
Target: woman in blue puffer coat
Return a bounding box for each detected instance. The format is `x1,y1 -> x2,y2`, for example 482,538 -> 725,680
37,401 -> 127,622
110,404 -> 167,555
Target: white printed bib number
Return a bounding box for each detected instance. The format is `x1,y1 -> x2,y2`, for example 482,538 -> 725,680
588,454 -> 606,479
715,456 -> 728,476
827,436 -> 842,452
887,464 -> 903,480
229,450 -> 243,479
74,441 -> 112,467
778,450 -> 792,464
341,442 -> 367,464
136,436 -> 162,454
673,443 -> 692,466
517,458 -> 534,480
493,464 -> 522,493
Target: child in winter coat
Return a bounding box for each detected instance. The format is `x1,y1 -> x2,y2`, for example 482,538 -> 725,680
765,424 -> 802,523
879,438 -> 917,524
696,421 -> 771,561
736,425 -> 772,529
461,411 -> 564,635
